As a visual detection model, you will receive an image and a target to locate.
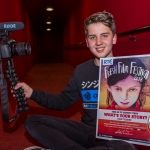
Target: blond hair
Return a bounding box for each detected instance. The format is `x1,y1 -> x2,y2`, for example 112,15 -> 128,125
84,11 -> 116,37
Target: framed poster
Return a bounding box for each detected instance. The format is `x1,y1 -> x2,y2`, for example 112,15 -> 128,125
96,54 -> 150,146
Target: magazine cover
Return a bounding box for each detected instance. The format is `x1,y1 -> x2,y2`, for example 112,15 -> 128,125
96,54 -> 150,146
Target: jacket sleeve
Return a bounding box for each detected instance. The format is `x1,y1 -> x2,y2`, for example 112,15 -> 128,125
29,69 -> 80,110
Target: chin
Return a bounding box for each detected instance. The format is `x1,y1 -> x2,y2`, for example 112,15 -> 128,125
100,52 -> 112,58
97,54 -> 108,58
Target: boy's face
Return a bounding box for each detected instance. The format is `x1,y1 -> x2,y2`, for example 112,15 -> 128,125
86,22 -> 117,59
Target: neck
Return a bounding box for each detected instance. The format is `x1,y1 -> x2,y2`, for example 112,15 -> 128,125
94,58 -> 100,66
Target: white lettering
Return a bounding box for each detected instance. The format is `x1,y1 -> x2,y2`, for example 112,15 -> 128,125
4,24 -> 16,28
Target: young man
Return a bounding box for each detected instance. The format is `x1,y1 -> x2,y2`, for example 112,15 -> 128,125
15,11 -> 137,150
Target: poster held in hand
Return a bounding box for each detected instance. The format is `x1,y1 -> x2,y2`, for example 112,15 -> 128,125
96,54 -> 150,146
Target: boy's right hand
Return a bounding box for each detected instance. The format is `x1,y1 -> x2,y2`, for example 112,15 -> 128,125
14,82 -> 33,99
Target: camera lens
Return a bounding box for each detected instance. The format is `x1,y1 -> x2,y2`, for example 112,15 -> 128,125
12,42 -> 31,56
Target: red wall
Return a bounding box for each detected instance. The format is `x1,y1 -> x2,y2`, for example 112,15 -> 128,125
63,0 -> 150,67
0,0 -> 35,79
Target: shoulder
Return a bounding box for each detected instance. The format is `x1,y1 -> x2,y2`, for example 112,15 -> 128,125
76,59 -> 95,70
73,59 -> 99,79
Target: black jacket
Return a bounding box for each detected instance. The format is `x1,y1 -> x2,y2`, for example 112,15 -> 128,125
30,59 -> 99,127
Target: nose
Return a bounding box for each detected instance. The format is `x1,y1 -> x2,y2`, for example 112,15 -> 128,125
120,91 -> 128,100
96,37 -> 102,45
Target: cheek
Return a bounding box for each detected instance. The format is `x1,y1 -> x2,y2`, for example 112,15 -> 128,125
128,92 -> 140,103
107,40 -> 114,47
88,41 -> 94,47
111,91 -> 119,99
129,93 -> 139,100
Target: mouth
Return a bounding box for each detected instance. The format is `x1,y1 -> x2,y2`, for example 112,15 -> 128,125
121,102 -> 129,105
96,47 -> 104,53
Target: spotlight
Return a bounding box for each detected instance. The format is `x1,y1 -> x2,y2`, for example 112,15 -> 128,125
46,8 -> 53,11
46,21 -> 52,24
46,28 -> 51,31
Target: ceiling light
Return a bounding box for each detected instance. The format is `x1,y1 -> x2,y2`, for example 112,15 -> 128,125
46,8 -> 53,11
47,28 -> 51,31
46,21 -> 52,24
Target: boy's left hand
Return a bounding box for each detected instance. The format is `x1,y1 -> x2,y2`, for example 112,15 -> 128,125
142,81 -> 150,96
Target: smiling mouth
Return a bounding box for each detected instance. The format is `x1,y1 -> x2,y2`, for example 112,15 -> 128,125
121,102 -> 129,105
96,48 -> 104,52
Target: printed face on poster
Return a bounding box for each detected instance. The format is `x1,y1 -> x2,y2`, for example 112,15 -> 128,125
96,54 -> 150,146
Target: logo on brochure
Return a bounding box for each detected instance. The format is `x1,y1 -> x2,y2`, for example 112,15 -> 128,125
103,59 -> 113,65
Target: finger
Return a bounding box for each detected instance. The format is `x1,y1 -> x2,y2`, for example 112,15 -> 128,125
142,87 -> 147,92
12,94 -> 16,98
147,83 -> 150,92
143,87 -> 150,93
14,82 -> 22,89
144,80 -> 148,87
144,93 -> 150,97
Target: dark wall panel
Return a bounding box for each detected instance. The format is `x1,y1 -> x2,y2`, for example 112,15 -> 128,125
35,31 -> 63,63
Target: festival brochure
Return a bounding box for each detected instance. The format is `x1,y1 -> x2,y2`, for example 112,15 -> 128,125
96,54 -> 150,146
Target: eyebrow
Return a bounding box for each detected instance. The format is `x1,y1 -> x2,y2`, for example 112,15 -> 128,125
101,32 -> 110,35
87,32 -> 110,37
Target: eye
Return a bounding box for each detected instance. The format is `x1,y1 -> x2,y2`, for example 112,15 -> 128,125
115,87 -> 122,92
89,36 -> 96,40
102,34 -> 108,38
129,88 -> 137,92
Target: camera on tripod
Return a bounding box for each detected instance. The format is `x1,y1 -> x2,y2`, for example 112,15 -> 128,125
0,22 -> 31,58
0,22 -> 31,123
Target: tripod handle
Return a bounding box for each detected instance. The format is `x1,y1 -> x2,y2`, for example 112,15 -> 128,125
5,59 -> 29,113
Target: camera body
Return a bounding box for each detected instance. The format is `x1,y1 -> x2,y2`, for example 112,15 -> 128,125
0,23 -> 31,58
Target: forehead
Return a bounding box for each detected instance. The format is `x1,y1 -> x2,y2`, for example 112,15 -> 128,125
114,75 -> 141,87
87,22 -> 112,35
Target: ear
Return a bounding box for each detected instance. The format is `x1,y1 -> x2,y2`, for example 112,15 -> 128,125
112,34 -> 117,44
85,38 -> 89,48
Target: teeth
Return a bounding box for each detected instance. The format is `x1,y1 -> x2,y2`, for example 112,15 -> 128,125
96,48 -> 103,50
